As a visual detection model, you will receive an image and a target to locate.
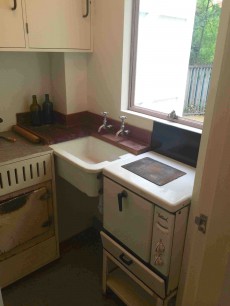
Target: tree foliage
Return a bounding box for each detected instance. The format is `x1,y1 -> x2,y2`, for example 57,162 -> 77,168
189,0 -> 221,65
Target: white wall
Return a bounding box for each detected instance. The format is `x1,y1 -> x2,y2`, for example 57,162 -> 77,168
50,53 -> 67,114
64,53 -> 88,114
87,0 -> 124,116
0,52 -> 52,131
50,53 -> 88,115
87,0 -> 153,131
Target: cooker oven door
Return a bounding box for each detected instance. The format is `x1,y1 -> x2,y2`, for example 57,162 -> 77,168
103,177 -> 154,263
0,185 -> 53,260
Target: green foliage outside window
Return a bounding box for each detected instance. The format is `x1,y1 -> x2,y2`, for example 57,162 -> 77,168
190,0 -> 221,65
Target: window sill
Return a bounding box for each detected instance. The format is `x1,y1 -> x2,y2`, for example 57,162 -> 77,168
122,109 -> 202,134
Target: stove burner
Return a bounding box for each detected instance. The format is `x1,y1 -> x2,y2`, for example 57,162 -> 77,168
122,157 -> 186,186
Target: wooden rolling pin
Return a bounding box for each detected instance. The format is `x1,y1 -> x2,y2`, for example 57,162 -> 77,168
12,125 -> 41,143
0,135 -> 16,142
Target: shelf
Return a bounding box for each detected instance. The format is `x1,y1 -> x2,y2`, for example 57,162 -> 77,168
107,268 -> 161,306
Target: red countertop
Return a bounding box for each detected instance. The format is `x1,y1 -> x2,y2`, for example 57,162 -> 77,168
16,111 -> 151,155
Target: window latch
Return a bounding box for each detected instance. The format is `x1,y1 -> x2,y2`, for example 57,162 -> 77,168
168,110 -> 178,121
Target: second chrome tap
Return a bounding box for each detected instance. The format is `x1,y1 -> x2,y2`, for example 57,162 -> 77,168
116,115 -> 130,137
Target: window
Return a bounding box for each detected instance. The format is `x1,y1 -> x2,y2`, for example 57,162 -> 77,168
129,0 -> 222,129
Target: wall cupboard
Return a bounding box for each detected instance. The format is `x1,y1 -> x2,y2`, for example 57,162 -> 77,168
0,0 -> 92,51
0,0 -> 26,48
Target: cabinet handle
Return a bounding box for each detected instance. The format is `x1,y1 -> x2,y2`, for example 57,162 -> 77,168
119,253 -> 133,266
117,190 -> 127,212
11,0 -> 17,10
83,0 -> 89,18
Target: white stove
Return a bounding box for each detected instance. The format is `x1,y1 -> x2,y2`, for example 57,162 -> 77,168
101,123 -> 200,304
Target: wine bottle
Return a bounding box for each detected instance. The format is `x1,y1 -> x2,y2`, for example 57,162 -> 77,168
30,95 -> 41,126
42,94 -> 53,124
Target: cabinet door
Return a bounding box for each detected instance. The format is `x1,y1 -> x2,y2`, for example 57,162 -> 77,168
25,0 -> 91,49
0,0 -> 26,48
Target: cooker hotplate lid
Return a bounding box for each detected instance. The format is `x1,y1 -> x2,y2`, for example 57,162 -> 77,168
122,157 -> 186,186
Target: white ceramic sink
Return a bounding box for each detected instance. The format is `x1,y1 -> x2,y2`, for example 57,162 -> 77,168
50,136 -> 133,197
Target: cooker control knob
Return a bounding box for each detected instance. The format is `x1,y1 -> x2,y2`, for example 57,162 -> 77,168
154,254 -> 163,266
155,240 -> 165,253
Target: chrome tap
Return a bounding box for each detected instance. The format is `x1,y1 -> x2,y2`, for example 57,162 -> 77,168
98,112 -> 113,133
116,115 -> 130,137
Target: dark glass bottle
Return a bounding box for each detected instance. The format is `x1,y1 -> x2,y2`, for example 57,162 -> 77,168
30,95 -> 41,126
42,94 -> 53,124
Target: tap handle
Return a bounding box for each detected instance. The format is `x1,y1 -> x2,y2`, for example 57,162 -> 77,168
119,115 -> 127,123
102,112 -> 109,118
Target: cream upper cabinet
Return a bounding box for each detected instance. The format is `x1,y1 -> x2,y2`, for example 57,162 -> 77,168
0,0 -> 92,51
24,0 -> 91,50
0,0 -> 26,48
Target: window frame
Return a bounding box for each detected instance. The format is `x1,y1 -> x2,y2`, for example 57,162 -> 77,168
128,0 -> 203,130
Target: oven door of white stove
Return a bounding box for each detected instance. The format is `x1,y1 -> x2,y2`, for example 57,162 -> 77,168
103,177 -> 154,262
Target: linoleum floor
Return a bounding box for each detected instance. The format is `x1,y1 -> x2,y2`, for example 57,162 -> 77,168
2,229 -> 124,306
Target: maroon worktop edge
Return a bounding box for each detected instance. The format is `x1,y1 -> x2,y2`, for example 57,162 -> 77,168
16,111 -> 151,155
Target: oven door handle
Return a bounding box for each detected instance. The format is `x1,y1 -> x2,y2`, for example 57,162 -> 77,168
0,193 -> 29,214
117,190 -> 128,212
119,253 -> 133,266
